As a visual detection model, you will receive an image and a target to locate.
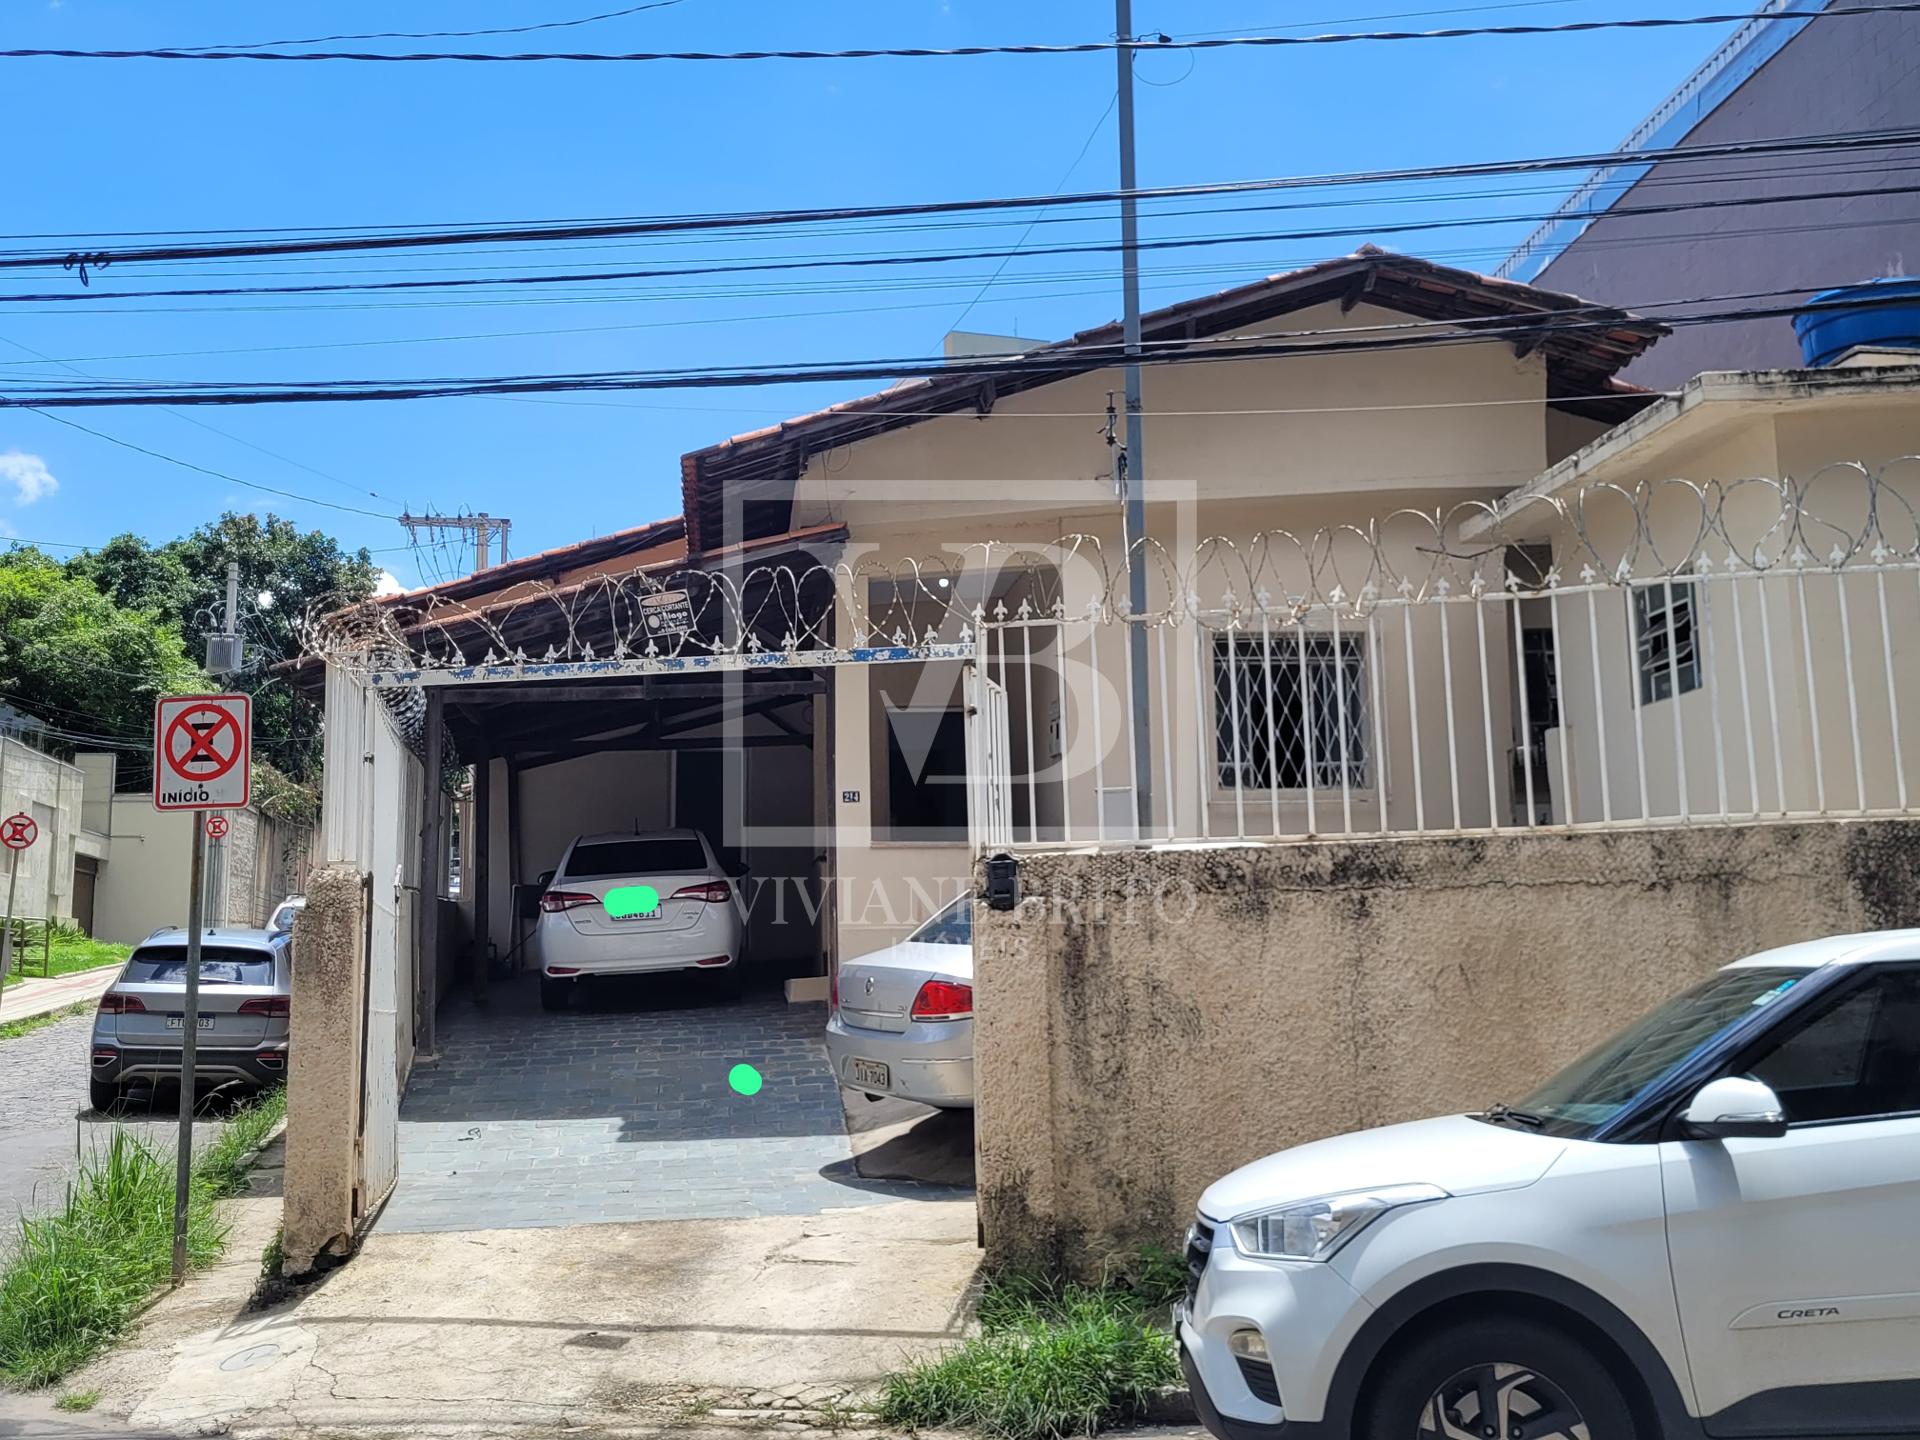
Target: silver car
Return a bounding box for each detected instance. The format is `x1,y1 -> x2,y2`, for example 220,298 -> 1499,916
825,894 -> 974,1108
89,926 -> 291,1112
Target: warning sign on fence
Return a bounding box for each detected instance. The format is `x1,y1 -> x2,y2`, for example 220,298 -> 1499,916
153,694 -> 251,811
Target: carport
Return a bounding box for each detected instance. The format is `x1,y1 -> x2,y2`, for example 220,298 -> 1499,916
282,519 -> 980,1265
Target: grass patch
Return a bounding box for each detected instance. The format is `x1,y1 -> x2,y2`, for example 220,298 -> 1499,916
0,1084 -> 285,1387
878,1248 -> 1186,1440
3,926 -> 130,984
55,1389 -> 99,1412
0,1001 -> 92,1044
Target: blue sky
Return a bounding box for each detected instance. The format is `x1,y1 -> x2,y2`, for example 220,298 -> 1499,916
2,0 -> 1750,586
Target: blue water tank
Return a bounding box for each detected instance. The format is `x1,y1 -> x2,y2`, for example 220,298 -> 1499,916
1794,279 -> 1920,367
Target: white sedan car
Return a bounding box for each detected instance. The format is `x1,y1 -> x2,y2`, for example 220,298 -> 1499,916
825,894 -> 973,1108
536,829 -> 744,1009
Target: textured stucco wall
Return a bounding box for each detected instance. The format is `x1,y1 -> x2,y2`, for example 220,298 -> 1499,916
284,862 -> 368,1276
975,819 -> 1920,1274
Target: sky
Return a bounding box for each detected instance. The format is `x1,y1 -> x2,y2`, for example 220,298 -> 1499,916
1,0 -> 1759,588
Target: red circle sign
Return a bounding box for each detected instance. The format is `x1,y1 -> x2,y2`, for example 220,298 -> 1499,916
205,815 -> 230,840
0,813 -> 37,851
164,703 -> 245,784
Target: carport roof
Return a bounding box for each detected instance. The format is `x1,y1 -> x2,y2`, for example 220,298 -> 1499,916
678,246 -> 1668,554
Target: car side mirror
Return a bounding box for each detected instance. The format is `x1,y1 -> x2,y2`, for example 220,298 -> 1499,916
1681,1076 -> 1788,1140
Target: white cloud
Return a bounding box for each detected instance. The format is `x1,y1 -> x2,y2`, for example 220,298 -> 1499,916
0,451 -> 57,505
374,570 -> 406,597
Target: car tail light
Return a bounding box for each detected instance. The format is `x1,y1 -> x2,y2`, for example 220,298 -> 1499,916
910,979 -> 973,1021
693,955 -> 732,968
98,993 -> 146,1014
239,997 -> 291,1018
257,1049 -> 287,1069
540,890 -> 598,913
671,881 -> 731,904
546,966 -> 581,976
92,1049 -> 117,1066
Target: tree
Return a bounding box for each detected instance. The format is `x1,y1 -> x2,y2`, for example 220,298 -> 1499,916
60,513 -> 378,783
0,549 -> 204,784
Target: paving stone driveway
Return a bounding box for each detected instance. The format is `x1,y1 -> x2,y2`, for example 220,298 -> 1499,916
378,977 -> 960,1234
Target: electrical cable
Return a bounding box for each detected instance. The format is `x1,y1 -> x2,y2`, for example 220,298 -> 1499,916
4,127 -> 1911,270
8,4 -> 1917,62
8,291 -> 1914,410
9,177 -> 1915,305
18,408 -> 400,516
176,0 -> 693,50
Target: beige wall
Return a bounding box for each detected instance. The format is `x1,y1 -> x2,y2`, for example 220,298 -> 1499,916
974,819 -> 1920,1274
1537,397 -> 1920,826
806,320 -> 1570,958
94,797 -> 312,945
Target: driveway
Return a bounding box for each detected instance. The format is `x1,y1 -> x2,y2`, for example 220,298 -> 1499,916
379,976 -> 970,1233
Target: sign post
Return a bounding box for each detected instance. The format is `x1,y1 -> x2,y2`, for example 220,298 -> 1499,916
153,694 -> 250,1287
0,812 -> 40,1014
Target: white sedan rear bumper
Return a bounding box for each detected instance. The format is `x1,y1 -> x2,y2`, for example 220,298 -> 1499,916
537,911 -> 741,976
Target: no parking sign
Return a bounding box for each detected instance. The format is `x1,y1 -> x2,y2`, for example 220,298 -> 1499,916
153,694 -> 251,810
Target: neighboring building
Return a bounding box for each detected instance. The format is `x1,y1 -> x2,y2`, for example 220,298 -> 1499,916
1501,0 -> 1920,387
1482,353 -> 1920,827
0,736 -> 103,931
86,790 -> 313,945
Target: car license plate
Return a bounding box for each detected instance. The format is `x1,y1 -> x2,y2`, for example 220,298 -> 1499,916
166,1015 -> 215,1030
850,1058 -> 890,1089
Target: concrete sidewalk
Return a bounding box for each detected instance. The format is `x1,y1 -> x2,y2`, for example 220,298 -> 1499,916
0,966 -> 120,1026
63,1150 -> 982,1438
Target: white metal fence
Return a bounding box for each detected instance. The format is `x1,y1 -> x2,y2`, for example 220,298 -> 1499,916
971,463 -> 1920,850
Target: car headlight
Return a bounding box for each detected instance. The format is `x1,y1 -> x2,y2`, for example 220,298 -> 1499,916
1227,1184 -> 1448,1261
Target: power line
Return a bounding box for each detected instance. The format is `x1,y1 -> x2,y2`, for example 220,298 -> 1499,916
1172,0 -> 1584,39
19,408 -> 400,517
9,4 -> 1918,62
178,0 -> 693,50
10,178 -> 1917,307
7,289 -> 1909,410
5,126 -> 1912,271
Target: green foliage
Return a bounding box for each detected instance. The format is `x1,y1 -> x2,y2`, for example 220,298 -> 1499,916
251,760 -> 320,827
0,1084 -> 285,1386
0,549 -> 203,755
879,1255 -> 1183,1440
53,512 -> 377,783
0,1129 -> 224,1387
54,1389 -> 99,1412
197,1085 -> 287,1199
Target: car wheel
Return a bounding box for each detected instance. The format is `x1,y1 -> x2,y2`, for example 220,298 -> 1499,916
1363,1317 -> 1637,1440
89,1077 -> 123,1114
539,977 -> 572,1012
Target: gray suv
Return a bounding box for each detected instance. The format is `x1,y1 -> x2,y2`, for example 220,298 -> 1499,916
89,926 -> 291,1111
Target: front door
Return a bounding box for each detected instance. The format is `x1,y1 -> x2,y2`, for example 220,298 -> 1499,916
1661,964 -> 1920,1435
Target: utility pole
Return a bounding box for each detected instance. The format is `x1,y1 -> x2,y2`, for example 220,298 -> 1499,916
400,512 -> 513,576
203,560 -> 241,923
1115,0 -> 1154,837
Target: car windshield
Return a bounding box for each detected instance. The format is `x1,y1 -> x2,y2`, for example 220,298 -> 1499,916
910,896 -> 972,945
1496,966 -> 1810,1138
124,945 -> 275,986
563,838 -> 706,879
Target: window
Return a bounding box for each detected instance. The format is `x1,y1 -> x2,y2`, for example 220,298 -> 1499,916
884,705 -> 969,840
1634,581 -> 1701,705
909,895 -> 972,945
1509,967 -> 1807,1138
126,946 -> 276,986
562,837 -> 708,878
1742,969 -> 1920,1124
1213,634 -> 1368,790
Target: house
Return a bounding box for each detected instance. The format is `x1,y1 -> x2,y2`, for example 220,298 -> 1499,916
1502,0 -> 1920,386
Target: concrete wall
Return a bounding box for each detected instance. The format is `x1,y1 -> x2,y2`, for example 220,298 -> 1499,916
1534,7 -> 1920,388
0,737 -> 84,926
974,819 -> 1920,1274
94,797 -> 314,944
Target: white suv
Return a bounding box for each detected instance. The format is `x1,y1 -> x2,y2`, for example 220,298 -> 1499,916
1180,930 -> 1920,1440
